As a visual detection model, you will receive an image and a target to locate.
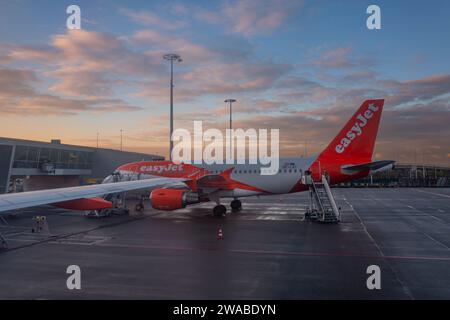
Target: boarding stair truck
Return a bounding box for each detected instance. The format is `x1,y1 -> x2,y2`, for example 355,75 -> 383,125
303,171 -> 340,223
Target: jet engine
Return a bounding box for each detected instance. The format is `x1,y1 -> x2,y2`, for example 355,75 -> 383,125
150,188 -> 200,211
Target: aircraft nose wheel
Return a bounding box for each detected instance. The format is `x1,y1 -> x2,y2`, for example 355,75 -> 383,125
213,205 -> 227,218
230,199 -> 242,212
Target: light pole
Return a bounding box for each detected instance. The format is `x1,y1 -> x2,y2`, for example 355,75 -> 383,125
304,140 -> 308,157
224,99 -> 236,132
120,129 -> 123,151
163,53 -> 182,160
225,99 -> 236,159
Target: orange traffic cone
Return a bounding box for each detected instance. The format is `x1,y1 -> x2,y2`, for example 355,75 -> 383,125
217,227 -> 224,240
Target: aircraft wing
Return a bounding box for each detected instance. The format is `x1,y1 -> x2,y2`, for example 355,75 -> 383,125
0,177 -> 186,214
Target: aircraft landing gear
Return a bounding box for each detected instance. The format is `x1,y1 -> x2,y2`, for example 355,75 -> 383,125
85,209 -> 112,218
230,199 -> 242,212
135,203 -> 144,212
135,195 -> 145,212
213,205 -> 227,218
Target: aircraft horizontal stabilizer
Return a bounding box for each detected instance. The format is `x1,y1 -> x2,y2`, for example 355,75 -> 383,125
342,160 -> 395,172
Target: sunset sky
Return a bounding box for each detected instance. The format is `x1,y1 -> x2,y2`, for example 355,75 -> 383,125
0,0 -> 449,164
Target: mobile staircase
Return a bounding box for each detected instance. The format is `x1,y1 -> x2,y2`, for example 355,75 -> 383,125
303,172 -> 340,223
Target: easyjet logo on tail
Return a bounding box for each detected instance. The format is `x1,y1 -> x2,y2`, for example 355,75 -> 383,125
140,164 -> 184,173
335,103 -> 379,154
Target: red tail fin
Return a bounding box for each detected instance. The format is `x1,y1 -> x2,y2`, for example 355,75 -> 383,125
318,99 -> 384,164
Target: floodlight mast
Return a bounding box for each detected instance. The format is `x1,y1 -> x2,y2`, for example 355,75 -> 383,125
224,99 -> 237,132
163,53 -> 182,160
224,99 -> 237,161
120,129 -> 123,151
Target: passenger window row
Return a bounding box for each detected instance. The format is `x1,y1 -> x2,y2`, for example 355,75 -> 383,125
207,169 -> 302,175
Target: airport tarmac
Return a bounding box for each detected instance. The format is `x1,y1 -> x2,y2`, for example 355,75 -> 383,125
0,188 -> 450,299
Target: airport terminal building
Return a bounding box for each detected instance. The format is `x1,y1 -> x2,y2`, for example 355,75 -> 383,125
0,137 -> 164,194
346,163 -> 450,187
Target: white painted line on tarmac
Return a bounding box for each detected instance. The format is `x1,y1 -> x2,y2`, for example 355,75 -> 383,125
415,189 -> 450,198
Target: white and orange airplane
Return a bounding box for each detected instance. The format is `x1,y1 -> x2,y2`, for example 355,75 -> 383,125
0,99 -> 394,218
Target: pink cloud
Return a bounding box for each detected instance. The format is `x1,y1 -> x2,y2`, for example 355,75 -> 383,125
181,0 -> 304,36
310,47 -> 375,69
136,61 -> 290,103
382,74 -> 450,105
0,68 -> 142,116
6,30 -> 164,98
0,69 -> 37,97
312,47 -> 353,68
120,8 -> 188,30
3,28 -> 291,104
222,0 -> 304,36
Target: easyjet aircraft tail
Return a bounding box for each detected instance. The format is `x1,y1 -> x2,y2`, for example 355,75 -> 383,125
310,99 -> 385,183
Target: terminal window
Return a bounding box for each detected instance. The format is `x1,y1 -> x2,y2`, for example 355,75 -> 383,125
12,146 -> 93,170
